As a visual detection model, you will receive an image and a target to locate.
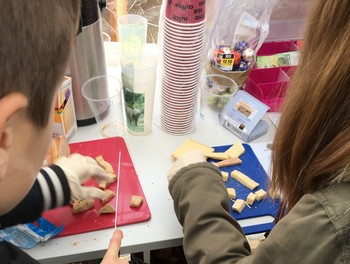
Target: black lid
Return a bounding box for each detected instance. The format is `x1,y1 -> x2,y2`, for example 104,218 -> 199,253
81,0 -> 99,26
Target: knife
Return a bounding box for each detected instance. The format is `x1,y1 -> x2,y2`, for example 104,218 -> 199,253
114,151 -> 121,229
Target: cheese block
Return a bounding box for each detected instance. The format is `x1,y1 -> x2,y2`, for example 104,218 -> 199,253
171,138 -> 214,159
213,157 -> 242,168
255,189 -> 267,201
224,141 -> 245,158
227,188 -> 236,199
221,171 -> 229,182
268,189 -> 280,199
232,199 -> 245,213
246,192 -> 257,205
204,152 -> 229,160
231,170 -> 259,190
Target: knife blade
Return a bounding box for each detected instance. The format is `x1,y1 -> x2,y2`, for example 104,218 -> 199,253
114,151 -> 121,229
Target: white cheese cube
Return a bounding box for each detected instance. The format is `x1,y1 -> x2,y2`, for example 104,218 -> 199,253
255,189 -> 267,201
232,199 -> 245,213
246,192 -> 256,205
221,171 -> 229,182
227,188 -> 236,199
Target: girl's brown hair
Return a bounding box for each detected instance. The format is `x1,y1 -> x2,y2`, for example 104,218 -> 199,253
270,0 -> 350,220
0,1 -> 80,128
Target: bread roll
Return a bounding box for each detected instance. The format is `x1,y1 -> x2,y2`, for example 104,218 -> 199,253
43,136 -> 70,165
99,203 -> 116,214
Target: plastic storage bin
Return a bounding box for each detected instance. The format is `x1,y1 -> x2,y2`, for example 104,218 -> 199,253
244,41 -> 299,112
244,66 -> 296,112
256,40 -> 299,56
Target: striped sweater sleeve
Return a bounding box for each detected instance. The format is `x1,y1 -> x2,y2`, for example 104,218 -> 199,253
37,165 -> 71,211
0,165 -> 71,229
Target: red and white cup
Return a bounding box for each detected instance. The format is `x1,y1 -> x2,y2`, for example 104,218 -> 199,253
165,0 -> 206,24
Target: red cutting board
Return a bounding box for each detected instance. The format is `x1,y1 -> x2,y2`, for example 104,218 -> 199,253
42,137 -> 151,237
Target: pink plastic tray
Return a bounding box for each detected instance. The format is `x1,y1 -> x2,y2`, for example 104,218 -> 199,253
244,41 -> 299,111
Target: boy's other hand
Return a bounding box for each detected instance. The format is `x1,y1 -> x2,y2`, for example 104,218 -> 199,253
101,229 -> 128,264
55,153 -> 114,201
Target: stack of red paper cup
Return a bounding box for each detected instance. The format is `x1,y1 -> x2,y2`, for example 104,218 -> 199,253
160,0 -> 206,135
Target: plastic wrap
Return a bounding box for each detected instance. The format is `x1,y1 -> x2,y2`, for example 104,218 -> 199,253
204,0 -> 278,87
0,218 -> 63,249
102,0 -> 162,43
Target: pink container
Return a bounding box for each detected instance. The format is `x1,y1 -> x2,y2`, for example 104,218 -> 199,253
244,41 -> 299,111
244,67 -> 296,112
256,40 -> 298,56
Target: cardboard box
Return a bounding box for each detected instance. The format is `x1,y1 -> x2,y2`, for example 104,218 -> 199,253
219,90 -> 269,142
53,76 -> 77,140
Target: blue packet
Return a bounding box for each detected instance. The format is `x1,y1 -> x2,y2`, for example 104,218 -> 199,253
0,218 -> 63,249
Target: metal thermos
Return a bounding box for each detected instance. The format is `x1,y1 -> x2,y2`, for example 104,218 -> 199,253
69,0 -> 107,126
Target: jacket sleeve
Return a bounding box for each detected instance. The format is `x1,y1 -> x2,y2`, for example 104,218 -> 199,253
169,163 -> 342,264
0,165 -> 71,229
169,162 -> 251,263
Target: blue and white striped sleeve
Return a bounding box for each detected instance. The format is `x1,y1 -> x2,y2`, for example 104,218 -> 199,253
0,165 -> 71,229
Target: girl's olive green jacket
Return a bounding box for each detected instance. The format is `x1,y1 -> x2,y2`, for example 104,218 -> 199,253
169,163 -> 350,264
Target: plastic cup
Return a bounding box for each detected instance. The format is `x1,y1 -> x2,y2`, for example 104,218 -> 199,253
164,16 -> 206,30
163,25 -> 206,38
199,74 -> 238,134
118,14 -> 147,62
121,55 -> 157,136
165,0 -> 206,24
163,41 -> 205,53
81,75 -> 125,138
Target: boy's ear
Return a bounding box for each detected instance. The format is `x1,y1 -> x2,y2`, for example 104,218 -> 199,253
0,93 -> 28,180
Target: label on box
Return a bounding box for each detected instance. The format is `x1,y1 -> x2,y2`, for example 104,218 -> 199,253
219,90 -> 269,141
53,76 -> 77,140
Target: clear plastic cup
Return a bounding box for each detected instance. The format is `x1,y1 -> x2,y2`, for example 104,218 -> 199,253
81,75 -> 125,138
199,74 -> 238,134
117,14 -> 148,63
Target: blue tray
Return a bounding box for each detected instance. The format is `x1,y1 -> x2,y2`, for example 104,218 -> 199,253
210,143 -> 280,234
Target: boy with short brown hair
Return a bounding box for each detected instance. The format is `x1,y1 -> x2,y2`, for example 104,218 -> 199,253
0,1 -> 127,263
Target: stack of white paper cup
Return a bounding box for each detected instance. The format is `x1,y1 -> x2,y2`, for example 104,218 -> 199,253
160,0 -> 206,135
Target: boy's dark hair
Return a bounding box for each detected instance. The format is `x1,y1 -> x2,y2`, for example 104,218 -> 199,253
0,1 -> 80,128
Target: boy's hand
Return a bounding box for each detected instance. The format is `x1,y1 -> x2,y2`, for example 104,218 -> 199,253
101,229 -> 128,264
55,153 -> 114,201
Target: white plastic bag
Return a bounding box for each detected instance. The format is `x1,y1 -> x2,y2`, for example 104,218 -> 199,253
206,0 -> 278,74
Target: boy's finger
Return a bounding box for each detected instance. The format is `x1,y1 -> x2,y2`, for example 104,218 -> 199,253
101,229 -> 128,263
108,229 -> 123,253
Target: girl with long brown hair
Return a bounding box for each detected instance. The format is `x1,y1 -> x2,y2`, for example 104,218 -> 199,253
270,0 -> 350,219
167,0 -> 350,262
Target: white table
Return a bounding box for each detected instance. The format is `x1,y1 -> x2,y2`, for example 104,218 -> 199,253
24,43 -> 277,264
